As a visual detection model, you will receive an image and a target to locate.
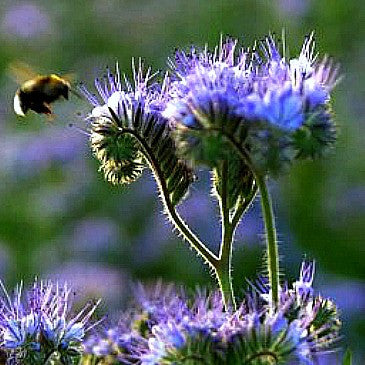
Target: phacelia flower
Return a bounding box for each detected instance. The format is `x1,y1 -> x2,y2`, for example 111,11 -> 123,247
0,279 -> 100,364
81,261 -> 341,365
81,61 -> 194,207
165,33 -> 339,175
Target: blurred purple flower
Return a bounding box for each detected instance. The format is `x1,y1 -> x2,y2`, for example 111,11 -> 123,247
0,128 -> 85,180
326,186 -> 365,222
1,3 -> 51,39
319,280 -> 365,314
49,262 -> 128,309
133,214 -> 173,263
234,202 -> 262,245
276,0 -> 311,18
70,217 -> 119,254
0,243 -> 12,278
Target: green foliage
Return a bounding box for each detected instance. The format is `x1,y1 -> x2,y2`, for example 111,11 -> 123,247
310,298 -> 341,335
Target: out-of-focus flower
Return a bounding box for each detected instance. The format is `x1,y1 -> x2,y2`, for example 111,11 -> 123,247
70,217 -> 119,254
49,262 -> 127,312
1,3 -> 51,39
165,34 -> 339,175
0,279 -> 100,363
82,261 -> 341,364
276,0 -> 311,18
0,243 -> 11,279
0,128 -> 85,181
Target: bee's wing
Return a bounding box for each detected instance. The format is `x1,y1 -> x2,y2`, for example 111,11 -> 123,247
8,61 -> 39,84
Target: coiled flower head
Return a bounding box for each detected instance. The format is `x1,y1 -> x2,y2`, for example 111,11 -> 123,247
164,33 -> 339,176
81,60 -> 195,206
0,279 -> 100,364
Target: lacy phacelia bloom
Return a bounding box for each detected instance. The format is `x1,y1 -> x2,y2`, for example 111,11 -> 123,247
0,279 -> 100,363
81,61 -> 194,206
82,262 -> 340,365
164,34 -> 339,174
80,60 -> 169,121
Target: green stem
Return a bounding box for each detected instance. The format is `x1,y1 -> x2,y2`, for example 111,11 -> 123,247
120,128 -> 219,269
216,161 -> 236,310
255,173 -> 279,308
217,130 -> 280,309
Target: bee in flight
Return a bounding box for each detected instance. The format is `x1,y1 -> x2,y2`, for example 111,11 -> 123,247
10,61 -> 79,118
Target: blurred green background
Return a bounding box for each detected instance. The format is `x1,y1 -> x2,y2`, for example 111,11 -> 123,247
0,0 -> 364,362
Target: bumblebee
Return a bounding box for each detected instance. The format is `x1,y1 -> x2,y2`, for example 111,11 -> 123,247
10,62 -> 77,117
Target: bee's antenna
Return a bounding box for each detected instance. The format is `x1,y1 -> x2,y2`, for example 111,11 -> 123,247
68,122 -> 90,137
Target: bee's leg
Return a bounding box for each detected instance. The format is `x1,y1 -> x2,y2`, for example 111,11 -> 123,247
42,102 -> 52,114
46,113 -> 56,123
43,103 -> 55,122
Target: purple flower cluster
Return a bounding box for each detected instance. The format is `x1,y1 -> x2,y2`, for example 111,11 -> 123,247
82,33 -> 339,178
163,34 -> 339,174
82,262 -> 340,364
0,279 -> 100,363
166,34 -> 338,129
80,59 -> 169,124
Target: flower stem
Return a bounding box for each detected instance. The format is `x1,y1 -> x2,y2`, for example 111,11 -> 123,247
219,130 -> 280,308
216,161 -> 236,310
121,128 -> 219,269
215,263 -> 235,310
255,173 -> 279,308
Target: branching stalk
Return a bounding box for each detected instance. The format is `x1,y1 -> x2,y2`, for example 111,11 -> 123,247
218,130 -> 280,308
115,125 -> 260,310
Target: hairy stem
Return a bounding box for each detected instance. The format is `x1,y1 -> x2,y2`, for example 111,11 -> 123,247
217,130 -> 280,308
216,161 -> 236,309
121,128 -> 219,269
255,173 -> 279,307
